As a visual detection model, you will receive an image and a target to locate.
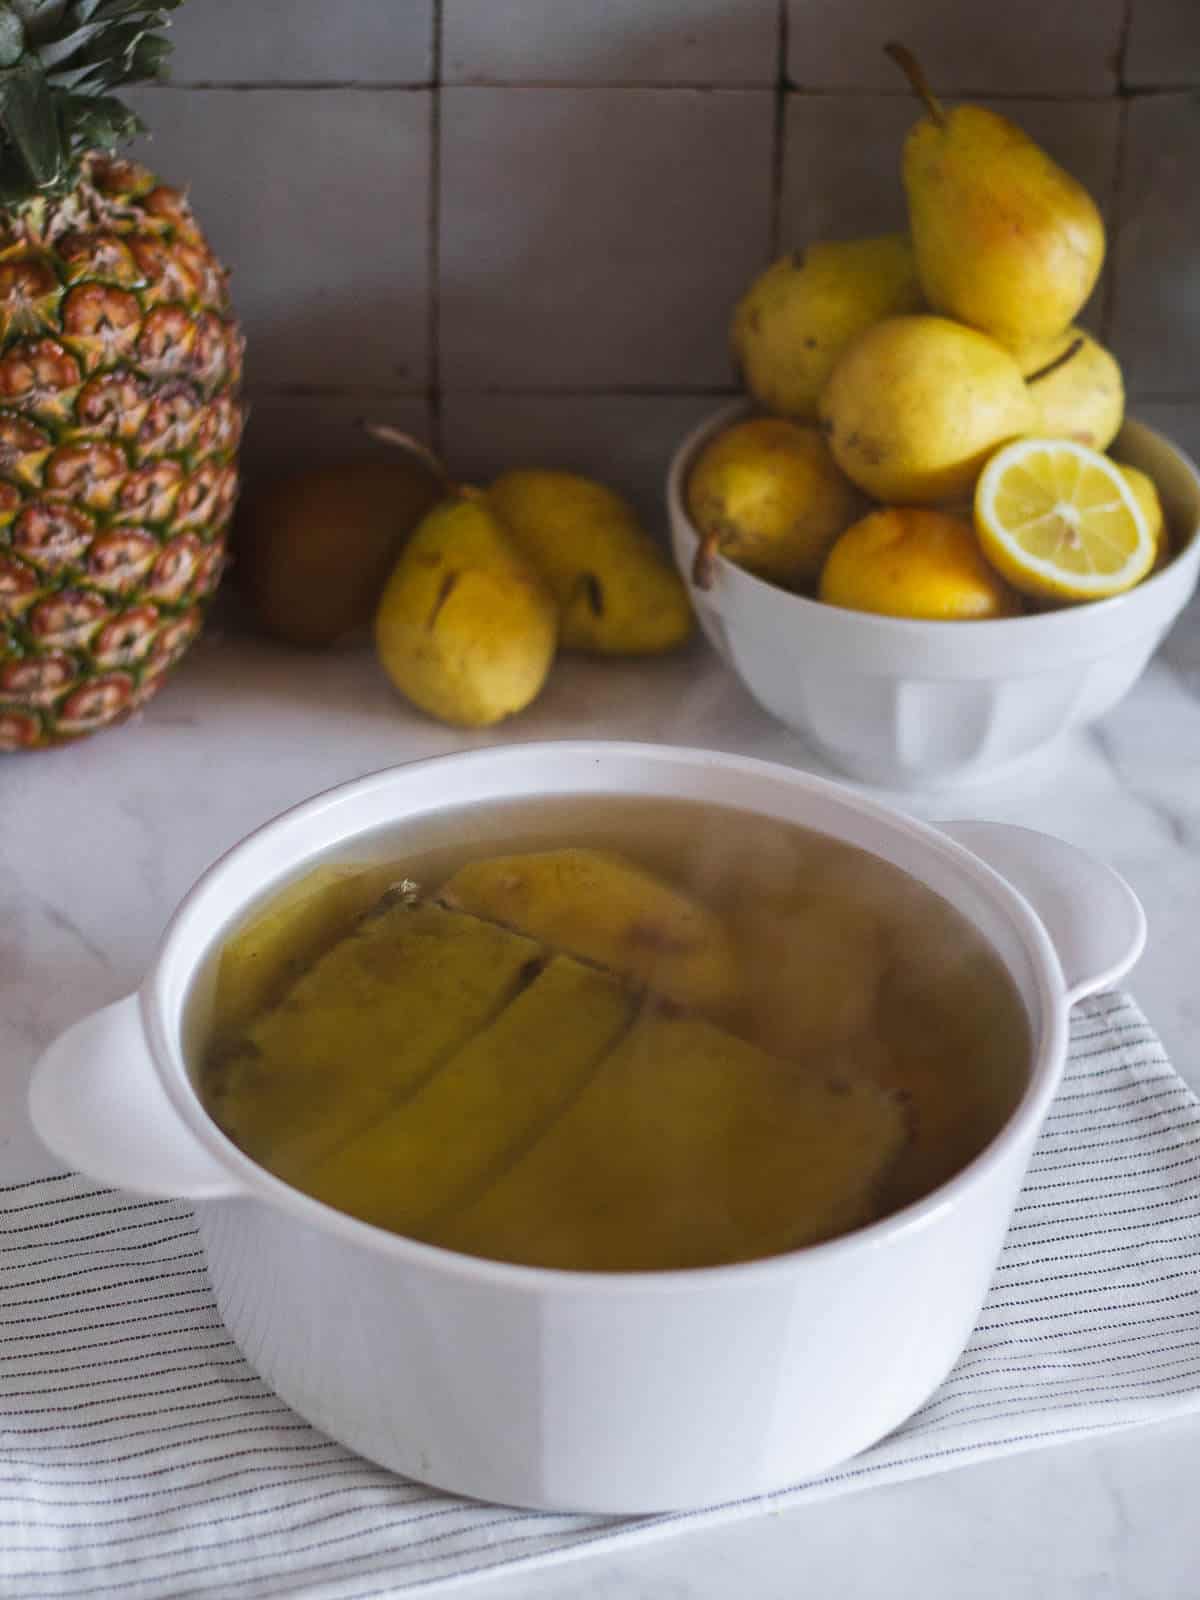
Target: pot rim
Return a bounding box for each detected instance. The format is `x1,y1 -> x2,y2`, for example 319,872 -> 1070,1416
145,740 -> 1069,1295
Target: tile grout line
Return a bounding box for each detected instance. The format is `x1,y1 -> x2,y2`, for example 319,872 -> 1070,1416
151,82 -> 1200,100
160,80 -> 435,91
427,0 -> 444,455
246,385 -> 746,402
1117,0 -> 1136,94
1101,99 -> 1129,346
242,383 -> 1200,403
1102,0 -> 1136,343
767,0 -> 788,258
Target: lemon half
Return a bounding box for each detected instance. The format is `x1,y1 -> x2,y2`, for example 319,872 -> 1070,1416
974,439 -> 1154,602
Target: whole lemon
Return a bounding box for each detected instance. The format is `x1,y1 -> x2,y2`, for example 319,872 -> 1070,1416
819,507 -> 1021,620
686,417 -> 861,589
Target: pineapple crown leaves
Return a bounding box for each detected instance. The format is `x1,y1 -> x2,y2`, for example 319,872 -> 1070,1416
0,0 -> 181,205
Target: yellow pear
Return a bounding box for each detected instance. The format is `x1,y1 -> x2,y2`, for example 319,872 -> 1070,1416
1018,328 -> 1124,451
887,43 -> 1105,346
488,469 -> 691,655
685,417 -> 861,588
731,235 -> 923,421
374,494 -> 557,728
818,314 -> 1034,503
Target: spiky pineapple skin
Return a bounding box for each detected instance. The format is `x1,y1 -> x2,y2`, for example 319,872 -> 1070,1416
0,153 -> 243,750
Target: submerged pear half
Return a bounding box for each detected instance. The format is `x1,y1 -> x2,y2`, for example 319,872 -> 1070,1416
301,953 -> 637,1232
436,1013 -> 909,1271
209,898 -> 542,1182
440,846 -> 741,1013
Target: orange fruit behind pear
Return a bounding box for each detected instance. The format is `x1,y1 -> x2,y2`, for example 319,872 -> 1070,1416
236,460 -> 444,648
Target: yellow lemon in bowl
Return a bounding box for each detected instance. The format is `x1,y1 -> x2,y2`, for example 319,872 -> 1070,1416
818,507 -> 1022,620
1113,461 -> 1170,573
974,439 -> 1155,602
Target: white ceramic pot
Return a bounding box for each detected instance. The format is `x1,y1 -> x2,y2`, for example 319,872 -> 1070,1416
29,744 -> 1146,1514
667,409 -> 1200,788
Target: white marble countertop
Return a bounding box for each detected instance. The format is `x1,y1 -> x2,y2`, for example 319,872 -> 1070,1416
3,612 -> 1200,1598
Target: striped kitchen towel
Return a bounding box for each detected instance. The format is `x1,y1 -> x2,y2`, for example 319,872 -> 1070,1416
3,991 -> 1200,1598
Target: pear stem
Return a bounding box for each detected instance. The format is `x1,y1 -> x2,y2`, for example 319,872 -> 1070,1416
362,421 -> 459,495
691,530 -> 720,592
884,42 -> 946,127
1025,336 -> 1085,386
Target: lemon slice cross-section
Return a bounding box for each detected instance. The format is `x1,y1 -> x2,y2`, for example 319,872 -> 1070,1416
974,438 -> 1155,602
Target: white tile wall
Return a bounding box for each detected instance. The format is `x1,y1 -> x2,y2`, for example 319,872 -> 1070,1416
130,88 -> 432,390
441,392 -> 725,527
782,96 -> 1121,245
443,0 -> 778,85
114,0 -> 1200,489
167,0 -> 434,85
242,393 -> 433,477
1134,402 -> 1200,464
781,95 -> 913,240
439,88 -> 773,388
788,0 -> 1123,93
1112,95 -> 1200,395
1125,0 -> 1200,89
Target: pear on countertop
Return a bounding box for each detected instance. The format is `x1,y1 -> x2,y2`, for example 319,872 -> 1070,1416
488,469 -> 691,656
374,493 -> 557,728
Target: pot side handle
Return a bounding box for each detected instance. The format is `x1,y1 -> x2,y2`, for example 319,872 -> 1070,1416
29,995 -> 245,1201
940,821 -> 1147,1007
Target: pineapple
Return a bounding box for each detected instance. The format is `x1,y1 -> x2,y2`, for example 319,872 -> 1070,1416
0,1 -> 243,750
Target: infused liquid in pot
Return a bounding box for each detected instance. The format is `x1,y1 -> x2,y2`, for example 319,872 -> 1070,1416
198,795 -> 1029,1271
